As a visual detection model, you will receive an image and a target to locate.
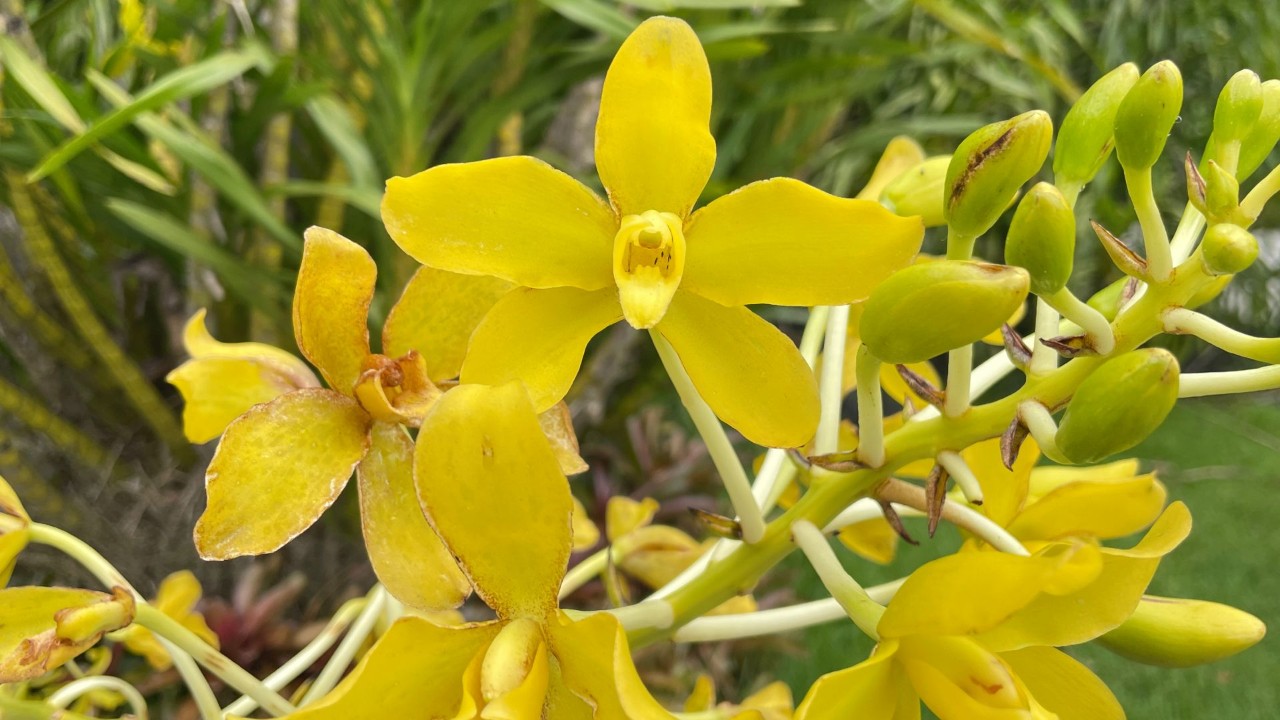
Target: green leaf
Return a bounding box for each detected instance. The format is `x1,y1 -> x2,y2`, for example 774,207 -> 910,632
305,94 -> 379,189
269,180 -> 383,219
27,42 -> 274,181
537,0 -> 636,40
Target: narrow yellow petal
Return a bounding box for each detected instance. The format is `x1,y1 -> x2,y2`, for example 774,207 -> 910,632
793,641 -> 903,720
1009,473 -> 1166,542
181,308 -> 318,387
194,389 -> 371,560
1001,646 -> 1124,720
461,287 -> 622,412
358,423 -> 471,611
382,267 -> 514,382
168,357 -> 314,444
682,179 -> 924,307
284,618 -> 498,718
479,632 -> 551,719
382,157 -> 615,290
657,291 -> 818,448
0,587 -> 134,683
549,612 -> 676,719
415,383 -> 571,620
293,227 -> 376,393
856,136 -> 927,201
596,16 -> 714,218
539,402 -> 589,476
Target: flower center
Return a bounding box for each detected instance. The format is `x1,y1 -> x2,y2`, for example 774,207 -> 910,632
613,210 -> 686,329
352,351 -> 441,426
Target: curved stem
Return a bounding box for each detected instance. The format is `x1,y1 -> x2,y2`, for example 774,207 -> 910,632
1030,298 -> 1060,375
854,345 -> 885,467
791,521 -> 883,639
47,675 -> 150,719
1047,287 -> 1116,355
1179,365 -> 1280,397
1018,400 -> 1069,464
816,305 -> 850,455
935,450 -> 984,505
1125,166 -> 1172,281
559,548 -> 609,600
876,479 -> 1028,556
798,305 -> 831,368
298,585 -> 386,706
1241,162 -> 1280,219
1162,307 -> 1280,364
944,344 -> 974,417
1169,203 -> 1206,263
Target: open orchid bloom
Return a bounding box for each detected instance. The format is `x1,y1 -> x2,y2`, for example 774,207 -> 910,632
382,16 -> 924,449
280,383 -> 673,719
170,228 -> 585,611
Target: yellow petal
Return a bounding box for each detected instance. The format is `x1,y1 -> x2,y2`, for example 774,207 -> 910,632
570,496 -> 601,552
897,636 -> 1032,720
614,526 -> 704,589
0,587 -> 134,683
838,518 -> 900,565
539,402 -> 589,476
358,422 -> 471,611
284,617 -> 498,718
741,681 -> 796,719
596,16 -> 714,218
1009,472 -> 1166,542
168,357 -> 316,444
1000,646 -> 1124,720
293,227 -> 376,394
685,674 -> 717,712
194,389 -> 371,560
1,474 -> 29,587
383,267 -> 514,383
682,179 -> 924,307
794,641 -> 904,720
1027,459 -> 1141,497
856,136 -> 927,201
382,156 -> 615,290
181,308 -> 318,386
549,611 -> 676,719
415,383 -> 571,620
461,287 -> 622,412
976,502 -> 1192,651
606,496 -> 660,542
967,437 -> 1038,530
657,291 -> 819,448
478,626 -> 551,719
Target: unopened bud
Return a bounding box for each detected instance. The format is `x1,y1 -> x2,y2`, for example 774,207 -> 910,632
862,260 -> 1030,364
945,111 -> 1053,238
1057,349 -> 1179,464
1238,79 -> 1280,179
1005,182 -> 1075,295
1087,278 -> 1131,321
1200,160 -> 1242,223
480,617 -> 544,703
1201,224 -> 1258,276
1054,63 -> 1140,188
1098,595 -> 1266,668
1114,61 -> 1183,171
54,587 -> 136,645
859,136 -> 926,201
1213,70 -> 1264,147
880,156 -> 949,227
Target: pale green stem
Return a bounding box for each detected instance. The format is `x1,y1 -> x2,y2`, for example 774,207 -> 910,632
166,642 -> 223,720
1241,163 -> 1280,219
1179,365 -> 1280,397
47,675 -> 148,719
790,520 -> 883,639
299,586 -> 386,706
1124,167 -> 1173,281
1057,179 -> 1082,207
945,343 -> 974,417
854,345 -> 885,467
798,305 -> 831,368
1169,204 -> 1208,264
1018,400 -> 1069,463
652,332 -> 765,544
936,450 -> 984,504
606,597 -> 675,632
1046,287 -> 1116,355
1162,307 -> 1280,364
760,460 -> 798,513
559,548 -> 609,600
816,304 -> 851,455
224,597 -> 368,717
1030,297 -> 1060,375
875,479 -> 1028,556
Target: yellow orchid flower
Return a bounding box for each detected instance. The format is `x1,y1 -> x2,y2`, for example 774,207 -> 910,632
1,473 -> 31,587
685,674 -> 795,720
381,16 -> 924,449
171,227 -> 582,612
117,570 -> 218,670
0,586 -> 135,683
281,383 -> 673,719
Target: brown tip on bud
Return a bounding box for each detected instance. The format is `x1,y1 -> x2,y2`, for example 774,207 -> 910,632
878,500 -> 919,546
690,508 -> 744,540
1185,152 -> 1207,209
1091,219 -> 1150,279
1001,323 -> 1032,369
807,450 -> 866,473
896,364 -> 946,409
925,464 -> 950,537
1001,416 -> 1031,470
1040,334 -> 1092,357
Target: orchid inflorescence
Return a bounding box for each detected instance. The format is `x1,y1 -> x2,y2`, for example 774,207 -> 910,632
3,15 -> 1277,720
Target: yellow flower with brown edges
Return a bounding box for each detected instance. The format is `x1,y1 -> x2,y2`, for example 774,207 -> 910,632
381,16 -> 924,449
281,383 -> 674,720
168,228 -> 584,612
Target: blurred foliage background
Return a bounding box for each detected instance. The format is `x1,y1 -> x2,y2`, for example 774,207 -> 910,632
1,0 -> 1278,716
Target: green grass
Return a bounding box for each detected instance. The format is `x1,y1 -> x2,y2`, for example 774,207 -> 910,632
752,396 -> 1280,718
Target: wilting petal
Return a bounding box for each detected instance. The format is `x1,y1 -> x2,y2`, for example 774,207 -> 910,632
181,308 -> 318,387
897,636 -> 1032,720
284,617 -> 498,718
382,267 -> 514,382
793,641 -> 904,720
1,474 -> 30,587
550,612 -> 676,719
656,291 -> 819,448
976,502 -> 1192,651
1009,472 -> 1166,542
358,423 -> 471,611
1001,646 -> 1124,720
293,227 -> 376,394
856,137 -> 927,201
682,179 -> 924,307
539,402 -> 589,475
415,383 -> 571,620
383,157 -> 615,290
168,357 -> 316,444
596,16 -> 714,219
614,525 -> 704,589
194,389 -> 371,560
461,287 -> 622,412
0,587 -> 134,683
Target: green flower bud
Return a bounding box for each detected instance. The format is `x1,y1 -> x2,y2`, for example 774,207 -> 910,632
1189,159 -> 1243,224
1114,61 -> 1183,171
945,110 -> 1053,238
861,260 -> 1030,364
1237,79 -> 1280,180
1005,182 -> 1075,295
880,156 -> 949,227
1213,70 -> 1264,146
1053,63 -> 1140,188
1098,595 -> 1266,668
1087,277 -> 1130,321
1057,348 -> 1179,464
1201,224 -> 1258,276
